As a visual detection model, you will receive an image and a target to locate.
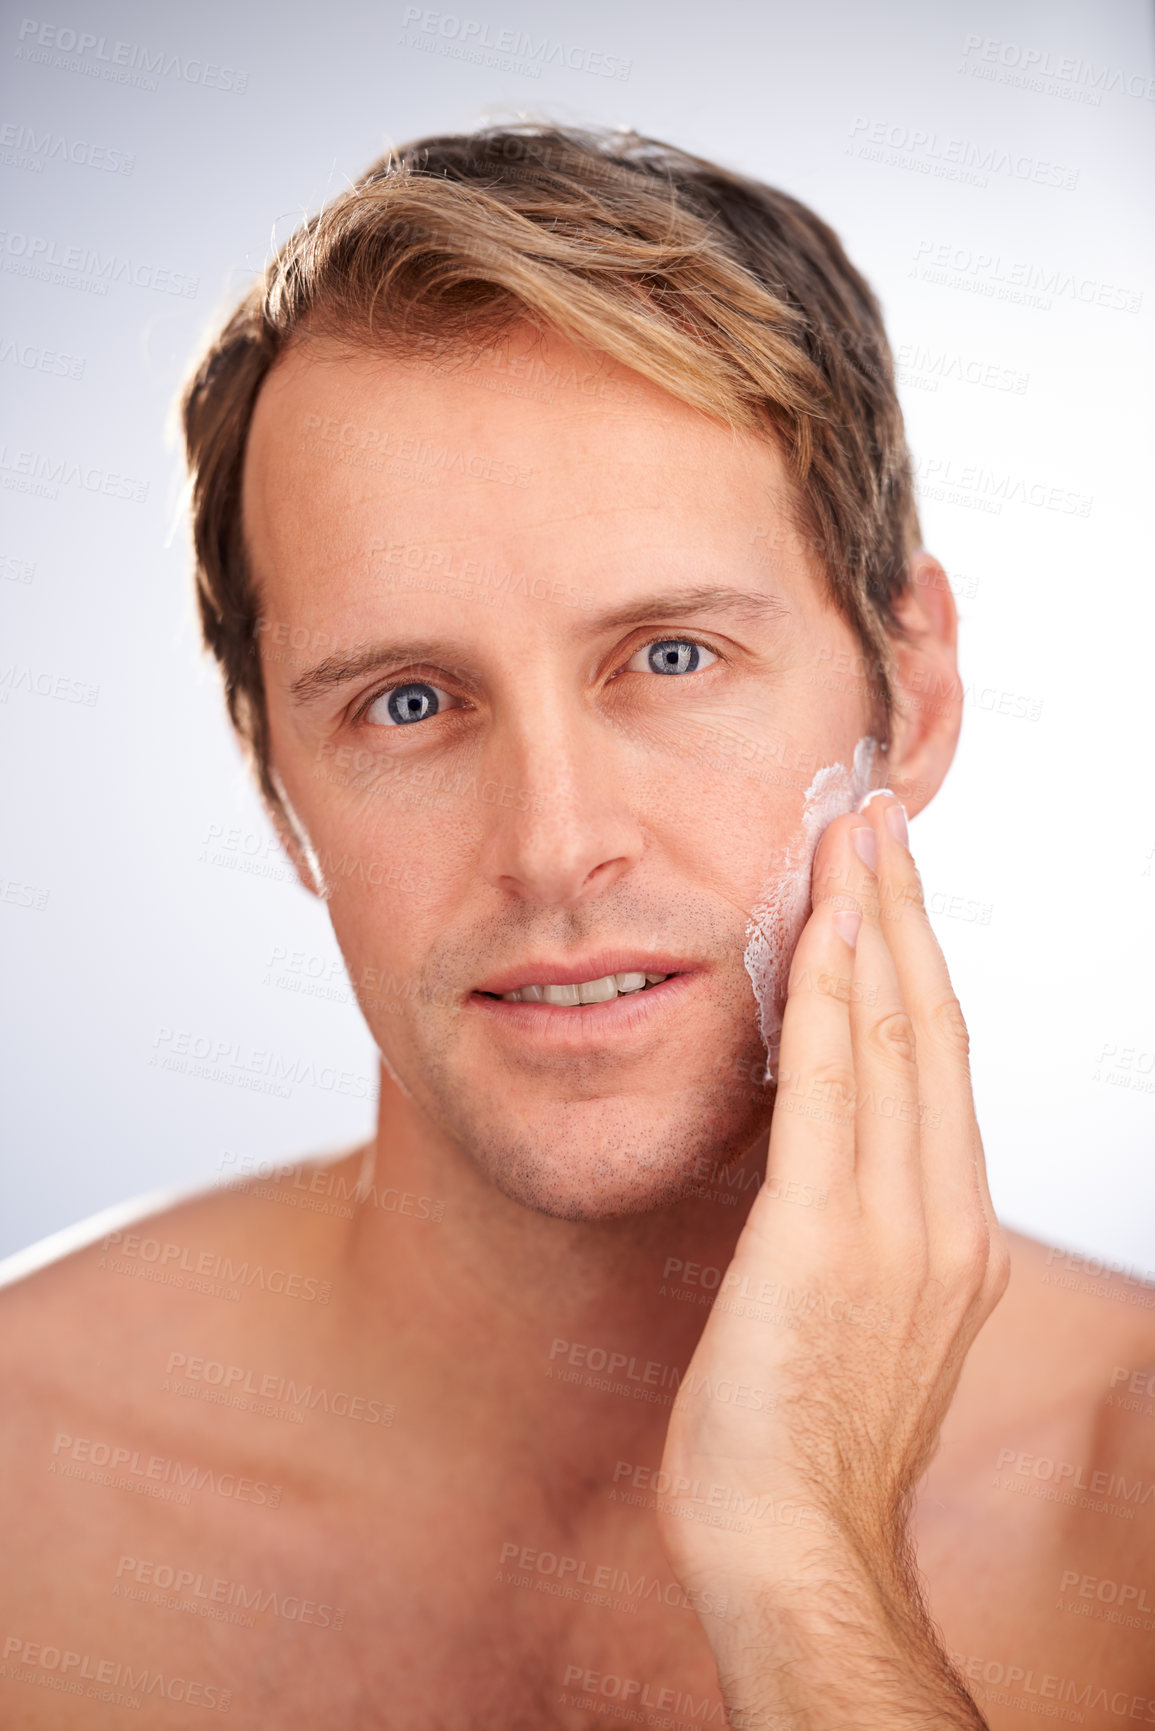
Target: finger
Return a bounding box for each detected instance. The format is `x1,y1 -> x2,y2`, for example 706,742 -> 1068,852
811,799 -> 881,928
853,793 -> 994,1267
764,890 -> 861,1212
821,812 -> 924,1231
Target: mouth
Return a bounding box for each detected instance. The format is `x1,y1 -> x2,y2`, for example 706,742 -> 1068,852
468,954 -> 701,1033
483,970 -> 671,1007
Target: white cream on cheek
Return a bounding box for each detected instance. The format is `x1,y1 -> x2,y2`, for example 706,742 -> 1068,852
743,736 -> 877,1081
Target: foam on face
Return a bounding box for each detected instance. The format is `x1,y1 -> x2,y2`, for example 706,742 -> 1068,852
743,736 -> 877,1081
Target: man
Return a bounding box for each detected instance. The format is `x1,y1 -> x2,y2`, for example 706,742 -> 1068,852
1,125 -> 1151,1729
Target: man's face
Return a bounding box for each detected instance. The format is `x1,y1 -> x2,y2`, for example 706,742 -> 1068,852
243,327 -> 877,1219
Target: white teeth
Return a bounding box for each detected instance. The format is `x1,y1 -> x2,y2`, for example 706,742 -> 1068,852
500,972 -> 670,1004
615,972 -> 647,993
578,975 -> 618,1004
542,982 -> 581,1007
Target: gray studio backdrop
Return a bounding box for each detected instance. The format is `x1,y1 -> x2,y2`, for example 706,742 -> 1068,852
2,0 -> 1153,1267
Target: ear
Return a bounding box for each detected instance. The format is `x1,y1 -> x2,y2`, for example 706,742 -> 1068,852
265,771 -> 327,901
882,551 -> 962,818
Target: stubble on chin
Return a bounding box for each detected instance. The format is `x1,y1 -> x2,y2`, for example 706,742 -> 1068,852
365,889 -> 784,1221
409,1015 -> 773,1224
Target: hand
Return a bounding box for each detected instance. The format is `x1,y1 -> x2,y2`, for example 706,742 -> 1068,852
656,791 -> 1009,1728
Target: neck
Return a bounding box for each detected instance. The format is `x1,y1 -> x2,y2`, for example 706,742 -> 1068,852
334,1064 -> 767,1485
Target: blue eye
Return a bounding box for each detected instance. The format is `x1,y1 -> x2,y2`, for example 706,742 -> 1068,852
365,681 -> 455,727
627,638 -> 718,676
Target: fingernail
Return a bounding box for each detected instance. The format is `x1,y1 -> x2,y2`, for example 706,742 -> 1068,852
856,788 -> 891,813
885,802 -> 909,849
851,826 -> 877,872
833,908 -> 861,949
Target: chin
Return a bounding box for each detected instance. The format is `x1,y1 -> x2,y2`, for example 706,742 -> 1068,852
455,1087 -> 772,1222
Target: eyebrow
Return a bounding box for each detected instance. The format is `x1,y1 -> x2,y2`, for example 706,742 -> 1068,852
286,585 -> 788,707
288,642 -> 471,706
578,585 -> 788,636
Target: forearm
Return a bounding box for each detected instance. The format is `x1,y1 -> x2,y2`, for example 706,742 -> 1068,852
706,1558 -> 989,1731
658,796 -> 1008,1731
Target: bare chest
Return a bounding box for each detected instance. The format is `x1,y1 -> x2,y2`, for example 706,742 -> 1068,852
4,1390 -> 1150,1730
3,1446 -> 728,1729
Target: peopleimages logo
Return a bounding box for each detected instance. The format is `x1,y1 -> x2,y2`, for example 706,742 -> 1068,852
0,662 -> 99,704
0,120 -> 134,175
847,116 -> 1079,190
0,444 -> 147,503
163,1350 -> 395,1428
114,1554 -> 346,1631
98,1229 -> 334,1305
0,229 -> 198,299
959,33 -> 1155,103
0,335 -> 85,379
13,18 -> 248,93
911,238 -> 1142,315
398,7 -> 631,80
50,1430 -> 283,1508
1,1635 -> 230,1714
148,1026 -> 372,1102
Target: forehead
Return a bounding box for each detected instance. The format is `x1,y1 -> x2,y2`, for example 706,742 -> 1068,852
241,325 -> 805,626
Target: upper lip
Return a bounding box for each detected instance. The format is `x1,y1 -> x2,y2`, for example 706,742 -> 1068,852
473,952 -> 702,996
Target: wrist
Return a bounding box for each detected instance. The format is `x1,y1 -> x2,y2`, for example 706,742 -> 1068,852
698,1560 -> 987,1731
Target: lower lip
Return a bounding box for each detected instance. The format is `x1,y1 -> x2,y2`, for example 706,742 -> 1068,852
467,972 -> 700,1040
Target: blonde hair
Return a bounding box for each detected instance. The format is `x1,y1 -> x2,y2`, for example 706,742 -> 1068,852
181,124 -> 919,806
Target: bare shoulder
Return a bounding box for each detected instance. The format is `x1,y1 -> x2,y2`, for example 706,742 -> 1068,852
999,1227 -> 1155,1418
0,1151 -> 384,1729
997,1228 -> 1155,1516
940,1227 -> 1155,1484
917,1227 -> 1155,1720
0,1149 -> 368,1418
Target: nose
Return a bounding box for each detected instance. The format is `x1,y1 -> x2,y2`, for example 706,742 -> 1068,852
477,704 -> 644,908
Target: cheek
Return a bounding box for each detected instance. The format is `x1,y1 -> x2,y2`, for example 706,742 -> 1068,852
320,872 -> 442,1014
744,737 -> 878,1076
621,751 -> 801,944
286,764 -> 485,975
295,743 -> 482,863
